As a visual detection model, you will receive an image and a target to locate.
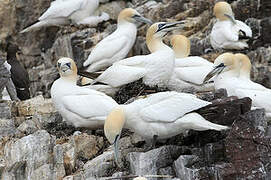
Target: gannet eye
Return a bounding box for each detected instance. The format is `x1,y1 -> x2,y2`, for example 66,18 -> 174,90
158,23 -> 165,29
238,30 -> 246,36
132,14 -> 140,18
217,63 -> 225,68
66,62 -> 71,69
57,62 -> 61,68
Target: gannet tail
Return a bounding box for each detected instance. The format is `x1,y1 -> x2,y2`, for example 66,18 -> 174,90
182,113 -> 229,131
20,21 -> 47,33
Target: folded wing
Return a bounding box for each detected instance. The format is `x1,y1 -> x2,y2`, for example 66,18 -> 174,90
139,92 -> 211,123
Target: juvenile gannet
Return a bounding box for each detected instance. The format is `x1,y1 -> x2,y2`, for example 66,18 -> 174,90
20,0 -> 109,33
104,91 -> 229,163
210,1 -> 252,50
6,44 -> 30,100
82,8 -> 152,73
51,57 -> 118,128
91,21 -> 186,88
168,35 -> 214,92
204,53 -> 271,117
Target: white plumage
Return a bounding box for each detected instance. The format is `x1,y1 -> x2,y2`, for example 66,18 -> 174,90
105,91 -> 228,144
92,22 -> 186,88
210,20 -> 252,50
20,0 -> 109,33
51,57 -> 118,128
204,53 -> 271,117
83,8 -> 152,72
104,91 -> 228,163
167,35 -> 214,92
123,92 -> 228,140
210,2 -> 252,50
93,48 -> 174,87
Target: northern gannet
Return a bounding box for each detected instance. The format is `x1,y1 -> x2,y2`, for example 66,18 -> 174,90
79,76 -> 119,97
210,1 -> 252,50
104,91 -> 229,163
51,57 -> 118,128
82,8 -> 152,73
168,35 -> 214,92
6,44 -> 30,100
91,21 -> 186,88
20,0 -> 109,33
204,53 -> 271,117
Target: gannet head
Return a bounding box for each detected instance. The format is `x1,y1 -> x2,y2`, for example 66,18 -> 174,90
146,21 -> 186,52
234,53 -> 251,78
214,2 -> 235,22
170,34 -> 190,58
203,53 -> 237,83
57,57 -> 77,78
104,107 -> 125,165
118,8 -> 152,25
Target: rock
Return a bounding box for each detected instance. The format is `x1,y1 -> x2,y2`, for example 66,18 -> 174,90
73,133 -> 104,161
83,150 -> 115,178
99,1 -> 126,20
17,120 -> 39,135
173,155 -> 201,179
53,144 -> 66,180
0,118 -> 16,138
130,133 -> 145,147
158,166 -> 175,179
33,112 -> 77,138
2,130 -> 56,179
0,101 -> 12,119
16,95 -> 56,116
62,143 -> 76,175
126,146 -> 189,177
247,47 -> 271,88
225,109 -> 271,179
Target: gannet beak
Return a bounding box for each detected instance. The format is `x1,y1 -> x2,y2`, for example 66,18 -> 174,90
57,62 -> 61,69
113,134 -> 121,166
133,15 -> 153,25
203,63 -> 226,83
159,21 -> 186,32
224,14 -> 236,24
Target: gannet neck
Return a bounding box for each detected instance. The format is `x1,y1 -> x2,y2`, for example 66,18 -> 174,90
117,20 -> 137,29
147,37 -> 169,53
235,53 -> 251,79
104,107 -> 126,144
214,2 -> 234,21
171,35 -> 190,58
61,75 -> 77,84
146,29 -> 170,53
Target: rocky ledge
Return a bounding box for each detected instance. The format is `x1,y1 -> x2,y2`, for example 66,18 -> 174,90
0,89 -> 270,179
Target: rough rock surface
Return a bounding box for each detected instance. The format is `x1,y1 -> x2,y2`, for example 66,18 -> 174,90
0,0 -> 271,179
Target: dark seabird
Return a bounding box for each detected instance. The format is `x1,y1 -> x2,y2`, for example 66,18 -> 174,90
6,44 -> 31,100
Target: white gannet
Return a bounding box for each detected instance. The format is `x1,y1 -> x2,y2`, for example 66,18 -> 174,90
50,57 -> 118,128
91,21 -> 186,88
203,53 -> 271,117
104,91 -> 229,163
80,76 -> 119,97
210,1 -> 252,50
82,8 -> 152,73
20,0 -> 109,33
168,35 -> 214,92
